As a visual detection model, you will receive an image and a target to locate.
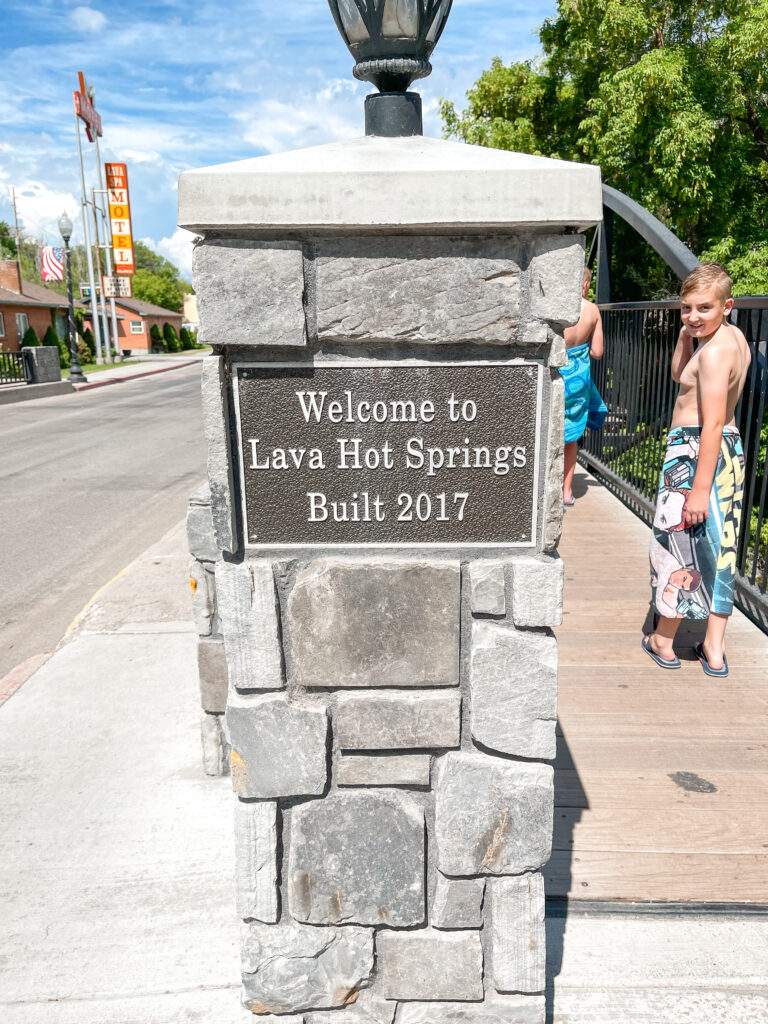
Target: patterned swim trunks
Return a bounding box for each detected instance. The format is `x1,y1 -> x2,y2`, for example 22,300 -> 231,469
650,426 -> 745,619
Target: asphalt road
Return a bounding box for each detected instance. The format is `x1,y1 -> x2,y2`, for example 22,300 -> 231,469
0,365 -> 207,678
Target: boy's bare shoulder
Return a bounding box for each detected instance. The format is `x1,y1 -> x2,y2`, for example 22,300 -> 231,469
698,323 -> 750,373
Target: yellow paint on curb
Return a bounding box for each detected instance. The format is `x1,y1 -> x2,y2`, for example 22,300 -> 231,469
63,566 -> 130,638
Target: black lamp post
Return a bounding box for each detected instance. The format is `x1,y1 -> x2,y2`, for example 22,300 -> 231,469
327,0 -> 453,137
58,213 -> 87,384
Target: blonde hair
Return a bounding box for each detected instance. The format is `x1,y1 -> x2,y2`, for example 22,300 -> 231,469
680,262 -> 732,301
583,266 -> 593,283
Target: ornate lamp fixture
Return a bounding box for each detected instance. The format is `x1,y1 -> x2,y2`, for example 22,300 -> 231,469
328,0 -> 453,137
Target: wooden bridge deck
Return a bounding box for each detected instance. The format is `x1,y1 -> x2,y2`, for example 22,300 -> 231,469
547,465 -> 768,904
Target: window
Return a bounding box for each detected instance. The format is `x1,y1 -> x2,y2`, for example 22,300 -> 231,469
15,313 -> 28,337
129,321 -> 144,334
0,312 -> 4,338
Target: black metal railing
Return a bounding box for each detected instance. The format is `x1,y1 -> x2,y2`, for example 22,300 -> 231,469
0,350 -> 26,386
580,297 -> 768,631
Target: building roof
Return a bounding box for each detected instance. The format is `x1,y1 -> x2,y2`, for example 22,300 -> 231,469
114,296 -> 183,318
0,278 -> 69,310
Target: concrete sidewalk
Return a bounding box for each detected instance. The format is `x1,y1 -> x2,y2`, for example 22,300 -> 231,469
73,350 -> 209,391
0,520 -> 766,1023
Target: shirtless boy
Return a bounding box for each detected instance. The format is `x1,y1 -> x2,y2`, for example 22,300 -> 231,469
561,268 -> 604,505
643,263 -> 750,676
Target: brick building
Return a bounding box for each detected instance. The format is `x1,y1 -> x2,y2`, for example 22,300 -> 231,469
0,260 -> 69,351
85,295 -> 184,353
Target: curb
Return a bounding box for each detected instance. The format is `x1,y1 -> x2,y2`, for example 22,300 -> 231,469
73,359 -> 200,391
0,651 -> 52,708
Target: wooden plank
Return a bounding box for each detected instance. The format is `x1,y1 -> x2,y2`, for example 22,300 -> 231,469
555,769 -> 768,810
544,849 -> 768,901
553,736 -> 768,771
553,807 -> 768,854
557,712 -> 765,738
557,688 -> 768,715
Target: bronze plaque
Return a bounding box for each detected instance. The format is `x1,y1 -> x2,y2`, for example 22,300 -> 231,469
235,363 -> 540,548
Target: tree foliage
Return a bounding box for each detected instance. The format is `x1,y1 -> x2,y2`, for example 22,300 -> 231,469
441,1 -> 768,297
131,240 -> 192,312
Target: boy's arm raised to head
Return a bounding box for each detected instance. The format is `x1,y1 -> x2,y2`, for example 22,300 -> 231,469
589,307 -> 604,360
671,326 -> 693,382
683,345 -> 729,527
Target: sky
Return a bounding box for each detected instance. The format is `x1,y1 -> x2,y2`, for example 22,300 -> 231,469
0,1 -> 556,280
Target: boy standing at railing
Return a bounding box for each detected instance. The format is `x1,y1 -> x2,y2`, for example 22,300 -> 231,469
643,263 -> 751,677
561,267 -> 605,506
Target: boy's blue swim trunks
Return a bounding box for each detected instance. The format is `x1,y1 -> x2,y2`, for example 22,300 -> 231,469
560,341 -> 607,443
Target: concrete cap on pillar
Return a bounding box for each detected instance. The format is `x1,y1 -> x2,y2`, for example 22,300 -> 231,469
178,135 -> 603,235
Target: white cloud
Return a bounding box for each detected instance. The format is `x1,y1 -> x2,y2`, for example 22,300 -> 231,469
0,180 -> 81,244
143,227 -> 197,279
70,6 -> 107,32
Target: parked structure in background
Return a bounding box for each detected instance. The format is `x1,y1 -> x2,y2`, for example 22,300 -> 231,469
0,259 -> 71,351
83,295 -> 183,354
182,292 -> 199,329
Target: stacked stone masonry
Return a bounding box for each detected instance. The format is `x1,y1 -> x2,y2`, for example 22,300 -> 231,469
190,226 -> 581,1024
187,484 -> 230,775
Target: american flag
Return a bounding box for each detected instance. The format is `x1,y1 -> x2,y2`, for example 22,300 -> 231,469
41,246 -> 64,282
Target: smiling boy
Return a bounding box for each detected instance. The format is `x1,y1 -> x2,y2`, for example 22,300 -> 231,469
643,263 -> 751,676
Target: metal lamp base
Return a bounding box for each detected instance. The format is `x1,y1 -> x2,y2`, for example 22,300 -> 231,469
365,92 -> 422,137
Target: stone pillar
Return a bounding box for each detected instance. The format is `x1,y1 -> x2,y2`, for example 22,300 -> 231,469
179,135 -> 601,1023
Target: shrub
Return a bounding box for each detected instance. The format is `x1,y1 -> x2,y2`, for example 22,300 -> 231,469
179,326 -> 193,350
163,321 -> 181,352
150,324 -> 165,352
77,338 -> 91,366
21,326 -> 40,347
81,328 -> 95,362
42,325 -> 70,368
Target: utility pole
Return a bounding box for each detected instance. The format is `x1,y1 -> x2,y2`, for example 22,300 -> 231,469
11,187 -> 22,283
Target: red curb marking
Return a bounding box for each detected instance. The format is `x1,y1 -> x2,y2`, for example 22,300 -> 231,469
72,360 -> 198,391
0,651 -> 52,708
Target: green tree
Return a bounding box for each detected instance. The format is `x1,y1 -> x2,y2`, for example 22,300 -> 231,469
21,326 -> 40,347
163,321 -> 181,352
43,325 -> 70,368
131,240 -> 193,312
0,220 -> 17,259
441,1 -> 768,297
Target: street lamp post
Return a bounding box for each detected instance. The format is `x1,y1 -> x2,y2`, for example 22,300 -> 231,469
327,0 -> 453,136
58,213 -> 87,385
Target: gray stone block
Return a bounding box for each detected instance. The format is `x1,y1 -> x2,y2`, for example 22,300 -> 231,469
228,697 -> 328,799
316,236 -> 519,346
200,357 -> 236,553
376,929 -> 483,1001
186,502 -> 218,563
289,791 -> 424,927
469,621 -> 557,760
189,559 -> 215,636
193,240 -> 307,348
547,329 -> 567,368
543,371 -> 564,553
234,799 -> 278,923
216,560 -> 284,692
432,874 -> 485,930
306,990 -> 395,1024
511,556 -> 563,627
197,636 -> 228,713
22,345 -> 61,383
201,711 -> 229,776
434,753 -> 553,876
241,921 -> 373,1014
337,753 -> 431,788
467,560 -> 506,617
397,997 -> 545,1024
528,237 -> 584,325
335,692 -> 461,750
287,560 -> 460,689
490,873 -> 546,994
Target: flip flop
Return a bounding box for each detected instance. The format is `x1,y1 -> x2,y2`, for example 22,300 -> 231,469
694,642 -> 729,677
563,499 -> 575,508
642,635 -> 681,670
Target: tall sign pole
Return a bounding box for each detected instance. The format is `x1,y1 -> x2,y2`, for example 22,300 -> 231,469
73,72 -> 104,363
93,137 -> 121,359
